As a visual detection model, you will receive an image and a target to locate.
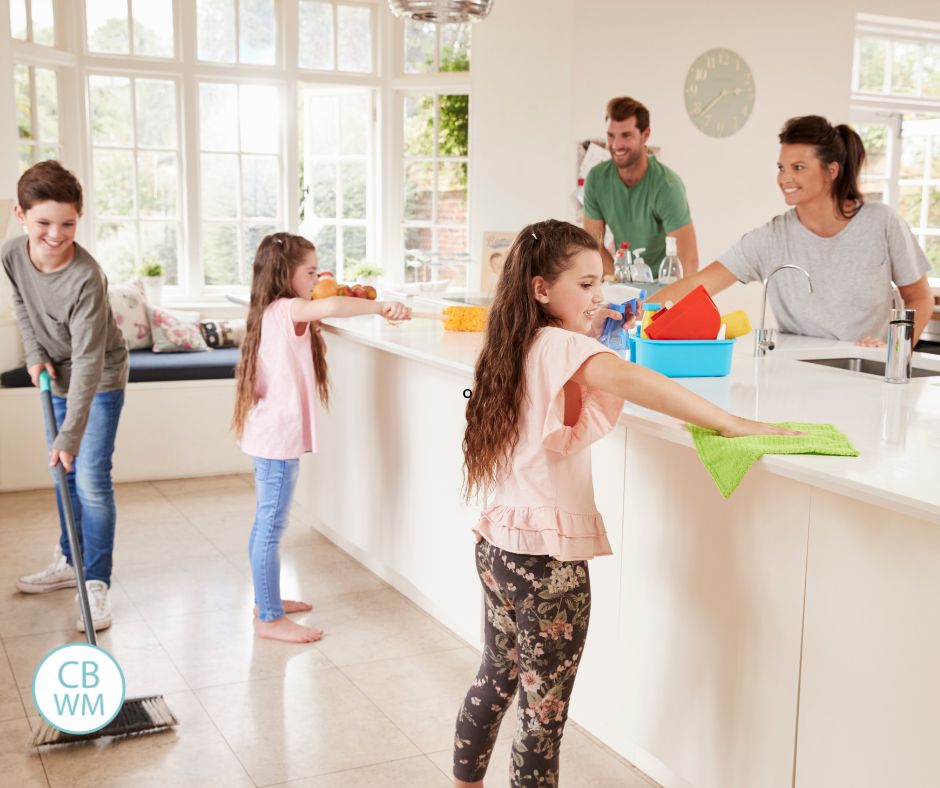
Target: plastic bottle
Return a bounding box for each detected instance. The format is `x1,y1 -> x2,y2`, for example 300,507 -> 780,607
599,301 -> 632,357
658,236 -> 683,284
640,302 -> 661,339
612,242 -> 631,284
628,247 -> 653,284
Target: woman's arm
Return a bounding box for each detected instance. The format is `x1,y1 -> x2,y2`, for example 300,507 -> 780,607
644,260 -> 738,307
571,352 -> 797,437
289,297 -> 410,323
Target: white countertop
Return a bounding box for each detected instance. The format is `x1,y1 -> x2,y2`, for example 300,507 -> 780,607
321,315 -> 940,523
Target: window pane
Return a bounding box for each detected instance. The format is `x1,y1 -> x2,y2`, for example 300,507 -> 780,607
337,5 -> 371,73
239,0 -> 276,65
404,20 -> 435,74
438,226 -> 468,253
34,69 -> 58,143
932,136 -> 940,180
89,76 -> 133,146
242,155 -> 279,218
243,224 -> 276,274
899,186 -> 922,227
240,85 -> 279,153
38,143 -> 60,161
928,187 -> 940,227
925,237 -> 940,277
305,94 -> 338,156
860,179 -> 886,203
924,46 -> 940,98
94,149 -> 135,216
901,135 -> 926,179
132,0 -> 174,57
140,222 -> 179,284
403,94 -> 433,156
18,144 -> 33,173
340,161 -> 366,219
309,162 -> 337,218
10,0 -> 27,39
891,42 -> 919,95
343,226 -> 366,269
136,80 -> 177,148
440,22 -> 469,72
86,0 -> 129,54
14,65 -> 31,140
31,0 -> 54,46
97,223 -> 138,283
439,94 -> 469,156
299,1 -> 333,70
313,224 -> 336,272
340,94 -> 368,155
138,151 -> 178,217
199,83 -> 239,151
438,161 -> 467,223
197,0 -> 236,62
857,37 -> 886,92
404,161 -> 433,221
202,223 -> 240,284
404,228 -> 431,281
201,154 -> 239,217
858,124 -> 888,178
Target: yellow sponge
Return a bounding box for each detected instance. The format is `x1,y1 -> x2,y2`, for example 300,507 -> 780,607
720,310 -> 752,339
442,306 -> 488,332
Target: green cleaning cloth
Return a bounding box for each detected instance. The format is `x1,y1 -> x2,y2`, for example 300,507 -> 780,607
687,422 -> 859,498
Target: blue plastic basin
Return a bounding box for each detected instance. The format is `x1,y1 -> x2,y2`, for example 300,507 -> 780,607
630,336 -> 734,377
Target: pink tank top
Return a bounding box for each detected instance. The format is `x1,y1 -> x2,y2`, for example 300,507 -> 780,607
239,298 -> 320,460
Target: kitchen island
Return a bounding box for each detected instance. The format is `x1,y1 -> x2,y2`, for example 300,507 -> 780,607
294,314 -> 940,788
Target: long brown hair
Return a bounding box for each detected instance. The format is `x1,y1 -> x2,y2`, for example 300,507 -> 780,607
462,220 -> 599,501
779,115 -> 866,219
232,232 -> 330,439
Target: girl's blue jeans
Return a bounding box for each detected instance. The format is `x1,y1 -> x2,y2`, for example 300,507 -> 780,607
46,389 -> 124,586
249,456 -> 299,622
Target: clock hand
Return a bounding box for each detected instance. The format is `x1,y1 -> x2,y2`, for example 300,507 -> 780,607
696,88 -> 730,117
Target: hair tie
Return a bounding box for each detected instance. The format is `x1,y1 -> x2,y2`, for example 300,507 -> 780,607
531,232 -> 538,241
274,237 -> 284,246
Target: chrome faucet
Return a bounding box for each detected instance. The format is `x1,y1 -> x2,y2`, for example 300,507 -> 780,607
755,264 -> 814,356
890,281 -> 904,313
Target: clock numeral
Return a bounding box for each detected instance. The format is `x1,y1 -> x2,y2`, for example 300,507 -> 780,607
686,82 -> 699,96
706,55 -> 716,69
692,101 -> 702,115
716,121 -> 724,134
695,67 -> 708,81
718,51 -> 730,66
735,57 -> 741,71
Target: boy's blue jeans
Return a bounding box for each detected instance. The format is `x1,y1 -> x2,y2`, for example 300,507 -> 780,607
249,457 -> 299,622
46,389 -> 124,586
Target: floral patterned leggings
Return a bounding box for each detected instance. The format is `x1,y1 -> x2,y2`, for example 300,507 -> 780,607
453,539 -> 592,786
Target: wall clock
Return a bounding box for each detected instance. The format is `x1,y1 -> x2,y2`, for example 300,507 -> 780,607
684,48 -> 755,138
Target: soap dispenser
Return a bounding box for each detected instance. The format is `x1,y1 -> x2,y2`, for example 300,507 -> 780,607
628,248 -> 653,284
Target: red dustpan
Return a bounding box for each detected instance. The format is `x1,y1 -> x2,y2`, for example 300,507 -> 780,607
645,285 -> 721,340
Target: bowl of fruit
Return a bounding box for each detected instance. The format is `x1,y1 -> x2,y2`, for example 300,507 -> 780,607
311,272 -> 377,301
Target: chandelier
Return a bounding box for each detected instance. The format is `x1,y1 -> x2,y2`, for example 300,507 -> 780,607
387,0 -> 494,23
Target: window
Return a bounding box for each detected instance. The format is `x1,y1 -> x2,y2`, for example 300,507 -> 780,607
298,1 -> 374,73
401,92 -> 469,287
403,19 -> 470,73
199,83 -> 281,286
197,0 -> 276,65
88,75 -> 182,284
300,87 -> 373,277
14,64 -> 60,172
10,0 -> 55,46
85,0 -> 175,57
851,14 -> 940,278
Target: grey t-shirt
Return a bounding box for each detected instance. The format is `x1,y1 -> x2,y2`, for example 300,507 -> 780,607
719,202 -> 930,341
2,235 -> 128,454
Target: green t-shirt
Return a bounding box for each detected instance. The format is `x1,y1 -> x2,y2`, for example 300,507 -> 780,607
583,154 -> 692,277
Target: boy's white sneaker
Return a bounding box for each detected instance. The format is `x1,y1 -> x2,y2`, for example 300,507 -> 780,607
15,546 -> 77,594
76,580 -> 112,632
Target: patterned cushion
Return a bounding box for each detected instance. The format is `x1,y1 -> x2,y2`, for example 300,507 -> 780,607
108,280 -> 152,350
200,318 -> 247,349
147,305 -> 209,353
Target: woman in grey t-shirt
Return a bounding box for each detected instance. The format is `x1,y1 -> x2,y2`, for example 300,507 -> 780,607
653,115 -> 934,344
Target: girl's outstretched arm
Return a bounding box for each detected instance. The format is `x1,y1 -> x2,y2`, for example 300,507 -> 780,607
571,353 -> 800,438
289,297 -> 410,323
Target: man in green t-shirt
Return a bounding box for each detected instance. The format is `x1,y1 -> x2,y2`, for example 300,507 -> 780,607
583,96 -> 699,279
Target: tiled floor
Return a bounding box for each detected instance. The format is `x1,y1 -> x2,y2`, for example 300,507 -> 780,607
0,475 -> 658,787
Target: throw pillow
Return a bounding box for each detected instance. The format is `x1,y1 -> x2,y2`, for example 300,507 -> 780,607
108,280 -> 152,350
147,305 -> 209,353
200,318 -> 247,349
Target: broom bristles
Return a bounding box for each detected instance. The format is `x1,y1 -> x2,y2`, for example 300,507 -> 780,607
31,695 -> 178,746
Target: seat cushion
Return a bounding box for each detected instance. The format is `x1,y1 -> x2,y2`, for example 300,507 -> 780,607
1,348 -> 241,388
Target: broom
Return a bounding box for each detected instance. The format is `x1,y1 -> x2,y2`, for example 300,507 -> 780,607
410,305 -> 489,332
31,370 -> 178,746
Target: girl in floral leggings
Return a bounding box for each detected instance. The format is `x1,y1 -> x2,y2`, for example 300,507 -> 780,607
455,220 -> 793,787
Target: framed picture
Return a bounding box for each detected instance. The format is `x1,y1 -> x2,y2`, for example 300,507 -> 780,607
481,231 -> 516,294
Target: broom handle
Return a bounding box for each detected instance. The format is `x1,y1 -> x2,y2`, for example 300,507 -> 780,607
39,371 -> 96,646
409,311 -> 447,321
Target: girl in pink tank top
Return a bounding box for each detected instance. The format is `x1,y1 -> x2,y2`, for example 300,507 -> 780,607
233,233 -> 409,644
452,220 -> 797,788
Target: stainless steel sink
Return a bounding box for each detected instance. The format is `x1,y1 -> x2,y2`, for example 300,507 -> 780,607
799,356 -> 940,378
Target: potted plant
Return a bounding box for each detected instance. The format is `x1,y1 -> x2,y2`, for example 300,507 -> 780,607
346,262 -> 383,286
140,260 -> 165,306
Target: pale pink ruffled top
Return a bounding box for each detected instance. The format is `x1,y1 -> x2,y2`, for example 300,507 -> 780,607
239,298 -> 319,460
476,327 -> 625,561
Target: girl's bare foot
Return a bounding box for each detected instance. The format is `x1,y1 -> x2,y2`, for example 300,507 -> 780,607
253,599 -> 313,617
257,616 -> 323,643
